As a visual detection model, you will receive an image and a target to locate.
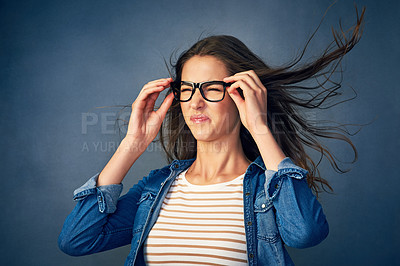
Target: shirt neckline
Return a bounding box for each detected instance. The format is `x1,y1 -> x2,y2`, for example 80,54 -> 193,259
180,169 -> 245,188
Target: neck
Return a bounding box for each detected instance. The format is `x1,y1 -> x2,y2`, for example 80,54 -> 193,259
187,133 -> 251,184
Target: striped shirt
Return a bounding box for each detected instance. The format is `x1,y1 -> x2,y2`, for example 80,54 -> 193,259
143,169 -> 248,266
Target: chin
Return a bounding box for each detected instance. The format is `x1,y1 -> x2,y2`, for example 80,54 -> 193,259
190,130 -> 215,142
188,128 -> 216,143
187,123 -> 236,143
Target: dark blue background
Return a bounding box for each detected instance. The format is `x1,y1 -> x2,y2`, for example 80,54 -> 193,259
1,0 -> 399,265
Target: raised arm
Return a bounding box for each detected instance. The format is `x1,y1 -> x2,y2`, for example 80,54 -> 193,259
98,78 -> 175,186
224,70 -> 328,248
58,78 -> 174,255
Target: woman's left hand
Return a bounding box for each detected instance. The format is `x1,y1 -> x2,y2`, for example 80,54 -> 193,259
223,70 -> 269,136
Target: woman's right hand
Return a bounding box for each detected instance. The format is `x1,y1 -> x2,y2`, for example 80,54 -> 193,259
98,78 -> 174,186
125,77 -> 175,152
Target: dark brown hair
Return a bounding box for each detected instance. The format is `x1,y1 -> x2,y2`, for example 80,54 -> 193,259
159,6 -> 366,196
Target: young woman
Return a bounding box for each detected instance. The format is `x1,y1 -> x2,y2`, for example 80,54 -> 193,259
58,8 -> 364,266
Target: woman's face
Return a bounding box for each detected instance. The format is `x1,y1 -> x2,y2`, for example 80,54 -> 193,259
180,55 -> 241,143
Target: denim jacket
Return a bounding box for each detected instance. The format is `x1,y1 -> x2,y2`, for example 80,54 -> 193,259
58,156 -> 329,265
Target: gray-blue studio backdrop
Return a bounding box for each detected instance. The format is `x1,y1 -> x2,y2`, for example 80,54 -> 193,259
1,0 -> 399,265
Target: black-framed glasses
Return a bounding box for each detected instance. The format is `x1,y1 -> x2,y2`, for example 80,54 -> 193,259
171,80 -> 230,102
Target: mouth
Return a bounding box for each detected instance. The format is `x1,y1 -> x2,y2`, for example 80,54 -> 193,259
190,114 -> 210,124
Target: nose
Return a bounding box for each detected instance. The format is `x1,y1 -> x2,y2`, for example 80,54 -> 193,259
189,88 -> 205,110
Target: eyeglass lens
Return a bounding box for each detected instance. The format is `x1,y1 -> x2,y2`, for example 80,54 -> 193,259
179,82 -> 225,101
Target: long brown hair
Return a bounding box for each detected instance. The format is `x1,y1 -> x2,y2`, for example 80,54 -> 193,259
158,6 -> 366,196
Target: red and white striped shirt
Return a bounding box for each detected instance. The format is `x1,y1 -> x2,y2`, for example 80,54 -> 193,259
144,169 -> 248,266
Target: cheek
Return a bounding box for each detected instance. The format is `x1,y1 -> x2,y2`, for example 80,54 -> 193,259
180,103 -> 189,116
224,97 -> 240,117
179,103 -> 191,123
218,101 -> 240,125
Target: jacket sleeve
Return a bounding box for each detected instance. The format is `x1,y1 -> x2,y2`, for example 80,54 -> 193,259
264,157 -> 329,248
58,172 -> 148,256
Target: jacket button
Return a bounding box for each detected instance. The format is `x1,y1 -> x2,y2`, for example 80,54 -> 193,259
245,192 -> 250,196
174,164 -> 179,168
247,221 -> 252,226
261,204 -> 266,208
275,184 -> 279,189
249,253 -> 254,258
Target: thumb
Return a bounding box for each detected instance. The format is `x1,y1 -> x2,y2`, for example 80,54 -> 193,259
227,86 -> 245,112
156,92 -> 174,120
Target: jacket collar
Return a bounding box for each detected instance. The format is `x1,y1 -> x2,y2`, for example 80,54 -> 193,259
251,155 -> 266,171
169,157 -> 196,171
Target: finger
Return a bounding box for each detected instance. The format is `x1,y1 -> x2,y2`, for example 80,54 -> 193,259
224,73 -> 259,92
229,79 -> 264,106
228,78 -> 253,96
144,91 -> 160,114
227,83 -> 245,110
140,80 -> 173,114
140,83 -> 170,99
134,77 -> 173,112
225,70 -> 264,89
140,82 -> 171,97
140,78 -> 172,96
225,75 -> 268,103
155,92 -> 175,119
145,77 -> 173,86
134,85 -> 165,111
244,70 -> 264,88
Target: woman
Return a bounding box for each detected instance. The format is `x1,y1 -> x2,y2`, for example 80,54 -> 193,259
58,8 -> 364,266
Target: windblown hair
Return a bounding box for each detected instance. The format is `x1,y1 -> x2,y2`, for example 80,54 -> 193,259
159,7 -> 365,196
